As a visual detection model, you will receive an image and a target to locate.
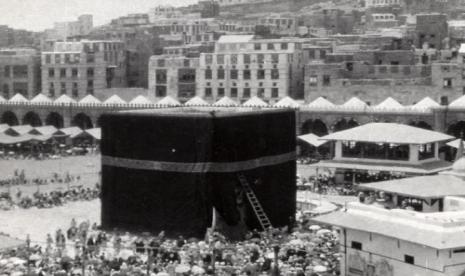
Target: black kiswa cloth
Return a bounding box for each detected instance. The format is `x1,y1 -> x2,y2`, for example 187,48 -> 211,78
100,108 -> 296,238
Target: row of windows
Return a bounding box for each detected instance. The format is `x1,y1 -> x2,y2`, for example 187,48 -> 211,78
372,14 -> 395,20
217,42 -> 295,52
44,53 -> 93,64
351,241 -> 415,265
204,69 -> 280,80
2,82 -> 28,96
205,53 -> 282,65
204,87 -> 280,98
47,68 -> 94,78
156,59 -> 193,68
48,81 -> 93,97
3,65 -> 28,78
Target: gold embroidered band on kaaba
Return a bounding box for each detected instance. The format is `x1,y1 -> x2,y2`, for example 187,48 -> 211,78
101,151 -> 296,173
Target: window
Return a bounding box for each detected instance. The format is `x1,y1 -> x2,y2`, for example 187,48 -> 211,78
281,43 -> 288,50
231,54 -> 238,64
217,88 -> 225,97
205,68 -> 212,79
258,88 -> 265,98
87,80 -> 94,94
419,143 -> 435,160
243,88 -> 251,98
205,87 -> 212,97
404,255 -> 414,265
45,54 -> 51,64
3,66 -> 10,78
156,69 -> 167,84
243,70 -> 251,80
230,69 -> 238,79
254,43 -> 261,50
48,83 -> 55,97
55,54 -> 61,64
351,241 -> 362,250
60,68 -> 66,78
217,69 -> 225,79
72,68 -> 78,78
257,69 -> 265,79
243,54 -> 251,64
157,59 -> 165,67
231,88 -> 238,98
184,59 -> 190,67
205,54 -> 213,65
87,68 -> 94,77
271,88 -> 279,98
267,43 -> 275,50
3,84 -> 9,98
271,69 -> 279,79
217,55 -> 224,64
323,75 -> 331,86
271,54 -> 279,64
86,54 -> 94,63
65,54 -> 71,64
444,78 -> 453,88
309,75 -> 318,86
60,82 -> 66,95
155,85 -> 166,97
257,54 -> 264,64
48,69 -> 55,78
72,83 -> 78,98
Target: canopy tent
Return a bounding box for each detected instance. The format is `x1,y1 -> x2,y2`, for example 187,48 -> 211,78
447,139 -> 465,149
79,94 -> 101,104
312,159 -> 452,175
104,95 -> 127,105
450,95 -> 465,107
156,96 -> 181,106
375,97 -> 403,109
0,124 -> 9,133
413,97 -> 440,109
30,93 -> 52,103
129,95 -> 152,105
29,125 -> 58,136
320,123 -> 454,144
5,125 -> 33,136
185,96 -> 209,106
84,128 -> 101,140
242,96 -> 268,107
306,97 -> 335,108
53,127 -> 83,139
213,96 -> 238,107
297,133 -> 328,147
273,96 -> 300,108
341,97 -> 368,108
9,93 -> 29,103
54,94 -> 77,104
0,133 -> 33,145
359,173 -> 465,199
0,95 -> 7,102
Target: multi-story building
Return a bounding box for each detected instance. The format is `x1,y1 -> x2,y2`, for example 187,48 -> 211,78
148,5 -> 182,22
110,14 -> 149,27
41,40 -> 126,99
414,13 -> 448,50
197,35 -> 305,102
256,15 -> 298,36
0,48 -> 41,99
213,0 -> 272,7
148,54 -> 199,101
49,15 -> 93,40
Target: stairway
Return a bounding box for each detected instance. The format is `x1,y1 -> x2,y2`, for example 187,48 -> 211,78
237,173 -> 272,231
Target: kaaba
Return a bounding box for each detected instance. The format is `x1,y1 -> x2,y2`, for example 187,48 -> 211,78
100,107 -> 296,238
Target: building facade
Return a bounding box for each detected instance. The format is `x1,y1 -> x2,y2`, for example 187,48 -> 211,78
49,15 -> 93,40
196,35 -> 305,102
0,48 -> 41,99
41,41 -> 126,99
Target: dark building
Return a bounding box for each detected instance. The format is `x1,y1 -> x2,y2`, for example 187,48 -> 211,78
415,13 -> 448,49
100,108 -> 297,238
199,0 -> 220,18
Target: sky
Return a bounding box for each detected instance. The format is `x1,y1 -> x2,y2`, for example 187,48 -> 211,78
0,0 -> 197,32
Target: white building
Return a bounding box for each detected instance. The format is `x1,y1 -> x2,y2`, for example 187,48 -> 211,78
50,15 -> 93,40
315,158 -> 465,276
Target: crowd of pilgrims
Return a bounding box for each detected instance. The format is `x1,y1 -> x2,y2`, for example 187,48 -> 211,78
0,213 -> 340,276
297,171 -> 406,197
0,170 -> 80,188
0,143 -> 99,161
